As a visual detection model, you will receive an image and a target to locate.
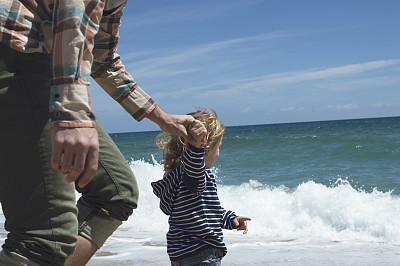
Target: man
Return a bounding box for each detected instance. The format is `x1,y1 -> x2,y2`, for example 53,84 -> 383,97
0,0 -> 197,265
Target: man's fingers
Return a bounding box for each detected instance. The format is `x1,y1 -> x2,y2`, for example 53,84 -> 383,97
65,147 -> 98,187
185,131 -> 195,145
61,150 -> 74,174
64,151 -> 85,183
179,123 -> 189,139
51,126 -> 99,187
186,120 -> 207,147
51,152 -> 62,171
77,148 -> 99,188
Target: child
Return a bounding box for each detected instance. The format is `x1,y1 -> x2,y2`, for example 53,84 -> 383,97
152,109 -> 251,265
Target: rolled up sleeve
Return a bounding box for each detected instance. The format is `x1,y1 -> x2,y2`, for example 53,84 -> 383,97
50,0 -> 105,127
90,1 -> 156,122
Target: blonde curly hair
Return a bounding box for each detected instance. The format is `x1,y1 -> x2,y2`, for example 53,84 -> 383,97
156,109 -> 225,171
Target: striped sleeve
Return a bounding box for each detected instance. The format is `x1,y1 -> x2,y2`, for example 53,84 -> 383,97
182,144 -> 206,195
90,1 -> 156,121
50,0 -> 105,127
221,209 -> 238,230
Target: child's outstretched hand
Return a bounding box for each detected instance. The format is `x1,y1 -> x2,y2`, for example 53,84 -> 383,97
233,216 -> 252,234
187,120 -> 207,148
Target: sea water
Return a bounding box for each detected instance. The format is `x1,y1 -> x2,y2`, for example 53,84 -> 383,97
1,117 -> 400,265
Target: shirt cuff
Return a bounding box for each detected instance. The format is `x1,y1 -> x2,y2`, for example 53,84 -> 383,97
222,210 -> 238,230
187,144 -> 205,153
118,85 -> 156,121
49,84 -> 96,127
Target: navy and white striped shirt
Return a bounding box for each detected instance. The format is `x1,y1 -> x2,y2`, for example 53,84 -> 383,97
151,144 -> 237,261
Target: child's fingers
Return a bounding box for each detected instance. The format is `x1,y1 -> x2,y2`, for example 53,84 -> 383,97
239,221 -> 248,234
243,220 -> 249,234
237,216 -> 252,223
233,217 -> 240,228
190,122 -> 206,135
243,226 -> 248,234
235,217 -> 251,234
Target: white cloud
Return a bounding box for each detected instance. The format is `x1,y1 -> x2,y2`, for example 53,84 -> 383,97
122,30 -> 299,79
327,104 -> 359,111
233,59 -> 400,89
279,106 -> 310,112
144,58 -> 400,108
280,106 -> 295,111
371,103 -> 397,109
207,59 -> 400,97
372,103 -> 385,108
241,107 -> 251,113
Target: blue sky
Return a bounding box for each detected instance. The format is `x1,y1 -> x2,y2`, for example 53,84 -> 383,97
90,0 -> 400,133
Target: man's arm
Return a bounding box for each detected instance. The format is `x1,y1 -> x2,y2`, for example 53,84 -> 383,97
51,0 -> 199,187
50,0 -> 105,187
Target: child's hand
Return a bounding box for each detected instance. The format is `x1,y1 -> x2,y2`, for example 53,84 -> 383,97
233,216 -> 251,234
187,120 -> 207,148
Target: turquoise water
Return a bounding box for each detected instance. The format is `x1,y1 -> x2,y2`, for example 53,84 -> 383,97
111,116 -> 400,194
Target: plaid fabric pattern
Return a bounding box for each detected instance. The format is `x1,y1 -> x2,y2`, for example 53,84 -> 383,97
0,0 -> 156,127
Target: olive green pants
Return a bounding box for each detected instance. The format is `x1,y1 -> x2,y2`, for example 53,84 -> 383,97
0,43 -> 139,265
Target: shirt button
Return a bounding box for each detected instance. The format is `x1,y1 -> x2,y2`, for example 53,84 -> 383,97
54,93 -> 60,100
54,111 -> 61,118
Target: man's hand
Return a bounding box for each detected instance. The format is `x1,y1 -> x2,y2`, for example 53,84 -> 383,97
51,126 -> 99,188
147,105 -> 197,144
187,120 -> 207,148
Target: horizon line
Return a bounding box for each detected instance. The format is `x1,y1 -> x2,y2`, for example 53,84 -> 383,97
109,115 -> 399,135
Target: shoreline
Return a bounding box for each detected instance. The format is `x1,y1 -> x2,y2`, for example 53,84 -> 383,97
1,222 -> 400,265
88,239 -> 400,266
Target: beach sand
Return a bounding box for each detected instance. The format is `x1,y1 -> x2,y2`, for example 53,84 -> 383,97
87,231 -> 400,266
1,217 -> 399,265
89,242 -> 400,266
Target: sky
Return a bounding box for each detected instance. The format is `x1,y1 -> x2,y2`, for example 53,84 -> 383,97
90,0 -> 400,133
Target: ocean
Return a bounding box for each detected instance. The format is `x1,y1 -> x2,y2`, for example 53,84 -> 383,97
1,116 -> 400,265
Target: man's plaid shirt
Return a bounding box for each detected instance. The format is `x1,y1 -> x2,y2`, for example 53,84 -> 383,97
0,0 -> 156,127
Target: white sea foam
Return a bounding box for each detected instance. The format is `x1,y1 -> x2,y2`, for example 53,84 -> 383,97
124,158 -> 400,244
